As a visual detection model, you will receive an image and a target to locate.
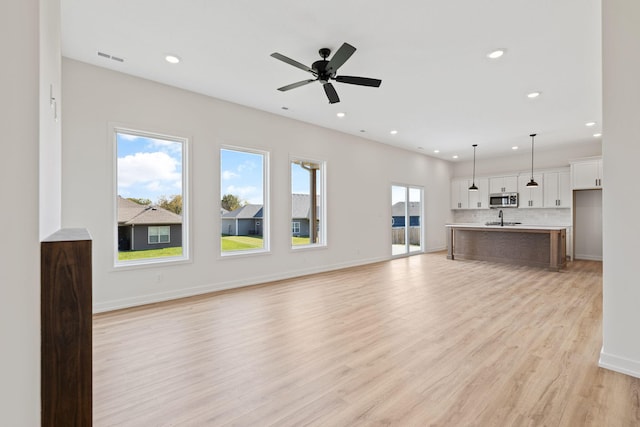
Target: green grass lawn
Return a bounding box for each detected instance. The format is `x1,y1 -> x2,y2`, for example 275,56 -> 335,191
292,236 -> 311,245
221,235 -> 264,251
119,236 -> 310,259
118,246 -> 183,261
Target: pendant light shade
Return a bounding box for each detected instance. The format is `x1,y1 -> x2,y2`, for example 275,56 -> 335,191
469,144 -> 479,191
526,133 -> 539,187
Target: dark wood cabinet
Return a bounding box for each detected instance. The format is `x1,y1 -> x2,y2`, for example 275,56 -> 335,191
41,228 -> 92,427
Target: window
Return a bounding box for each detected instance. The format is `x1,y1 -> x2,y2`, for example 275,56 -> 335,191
220,147 -> 268,254
391,185 -> 423,256
291,158 -> 326,247
148,226 -> 170,244
115,128 -> 187,264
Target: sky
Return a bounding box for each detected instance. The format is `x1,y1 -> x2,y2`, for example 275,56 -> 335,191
220,150 -> 314,205
117,135 -> 314,206
117,132 -> 182,203
220,149 -> 264,204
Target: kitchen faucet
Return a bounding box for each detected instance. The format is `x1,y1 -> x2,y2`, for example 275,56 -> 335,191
498,209 -> 503,227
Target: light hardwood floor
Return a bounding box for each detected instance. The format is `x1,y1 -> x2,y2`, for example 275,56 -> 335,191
93,253 -> 640,426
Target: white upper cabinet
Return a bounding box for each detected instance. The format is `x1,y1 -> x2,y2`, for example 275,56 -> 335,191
468,177 -> 489,209
544,171 -> 571,208
451,178 -> 469,209
571,158 -> 603,189
518,173 -> 544,208
489,175 -> 518,193
451,177 -> 489,210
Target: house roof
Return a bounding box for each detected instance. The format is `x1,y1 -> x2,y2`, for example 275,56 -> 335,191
118,196 -> 182,225
221,204 -> 263,219
291,194 -> 311,219
392,201 -> 421,217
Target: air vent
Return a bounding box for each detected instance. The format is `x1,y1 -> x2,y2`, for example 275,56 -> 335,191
97,51 -> 125,63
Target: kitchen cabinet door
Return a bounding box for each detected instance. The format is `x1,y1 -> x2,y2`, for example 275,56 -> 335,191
572,158 -> 602,189
468,177 -> 489,209
518,173 -> 544,208
451,179 -> 469,209
544,171 -> 571,207
489,175 -> 518,193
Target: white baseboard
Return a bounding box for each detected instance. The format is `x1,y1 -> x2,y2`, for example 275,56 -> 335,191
574,254 -> 603,261
93,255 -> 390,313
599,348 -> 640,379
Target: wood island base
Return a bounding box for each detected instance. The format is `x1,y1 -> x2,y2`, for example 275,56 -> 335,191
446,225 -> 566,271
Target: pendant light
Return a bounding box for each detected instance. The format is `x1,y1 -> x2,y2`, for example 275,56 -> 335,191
526,133 -> 538,187
468,144 -> 478,191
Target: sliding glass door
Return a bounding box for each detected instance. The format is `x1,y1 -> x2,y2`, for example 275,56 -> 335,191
391,185 -> 423,256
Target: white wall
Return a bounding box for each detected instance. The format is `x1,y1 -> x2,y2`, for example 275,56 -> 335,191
451,141 -> 602,178
0,0 -> 41,423
573,190 -> 602,260
39,0 -> 62,239
600,0 -> 640,378
61,59 -> 453,312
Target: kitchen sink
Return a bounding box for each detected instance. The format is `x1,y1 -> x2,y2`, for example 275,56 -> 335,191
484,221 -> 522,226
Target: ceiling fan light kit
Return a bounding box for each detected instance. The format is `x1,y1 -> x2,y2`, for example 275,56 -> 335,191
271,42 -> 382,104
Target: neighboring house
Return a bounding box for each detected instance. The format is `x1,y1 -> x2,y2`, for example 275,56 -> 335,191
291,193 -> 314,237
221,195 -> 317,238
221,204 -> 263,236
391,201 -> 421,228
118,196 -> 182,251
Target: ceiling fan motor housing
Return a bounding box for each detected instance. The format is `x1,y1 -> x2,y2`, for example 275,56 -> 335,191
312,59 -> 333,83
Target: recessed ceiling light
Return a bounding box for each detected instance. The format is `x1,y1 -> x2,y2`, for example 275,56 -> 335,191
527,91 -> 541,98
487,49 -> 506,59
336,112 -> 346,118
585,122 -> 596,127
593,133 -> 602,137
512,146 -> 519,150
360,129 -> 366,133
417,146 -> 424,150
165,54 -> 180,64
452,155 -> 459,159
390,130 -> 398,135
434,149 -> 440,153
281,106 -> 289,110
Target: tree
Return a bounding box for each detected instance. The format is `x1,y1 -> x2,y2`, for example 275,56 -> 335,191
127,197 -> 152,205
221,194 -> 244,211
158,194 -> 182,215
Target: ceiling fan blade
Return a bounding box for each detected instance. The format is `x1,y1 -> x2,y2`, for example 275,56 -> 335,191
277,79 -> 315,92
270,52 -> 315,74
335,75 -> 382,87
326,43 -> 356,74
323,83 -> 340,104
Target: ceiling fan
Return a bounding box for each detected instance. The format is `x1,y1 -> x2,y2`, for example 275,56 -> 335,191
270,42 -> 382,104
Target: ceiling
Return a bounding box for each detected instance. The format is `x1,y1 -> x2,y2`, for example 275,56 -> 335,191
60,0 -> 602,162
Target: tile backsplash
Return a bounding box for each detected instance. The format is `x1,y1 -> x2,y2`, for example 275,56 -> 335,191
453,208 -> 571,227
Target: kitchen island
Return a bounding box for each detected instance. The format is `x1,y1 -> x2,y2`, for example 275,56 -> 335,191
446,224 -> 567,271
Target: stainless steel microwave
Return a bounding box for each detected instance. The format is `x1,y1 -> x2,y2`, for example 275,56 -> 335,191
489,192 -> 519,208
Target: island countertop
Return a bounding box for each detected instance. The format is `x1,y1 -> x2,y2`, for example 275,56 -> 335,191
445,223 -> 567,270
445,223 -> 568,231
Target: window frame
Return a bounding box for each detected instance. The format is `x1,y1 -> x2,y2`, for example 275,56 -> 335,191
290,156 -> 327,250
112,125 -> 190,268
220,145 -> 270,257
